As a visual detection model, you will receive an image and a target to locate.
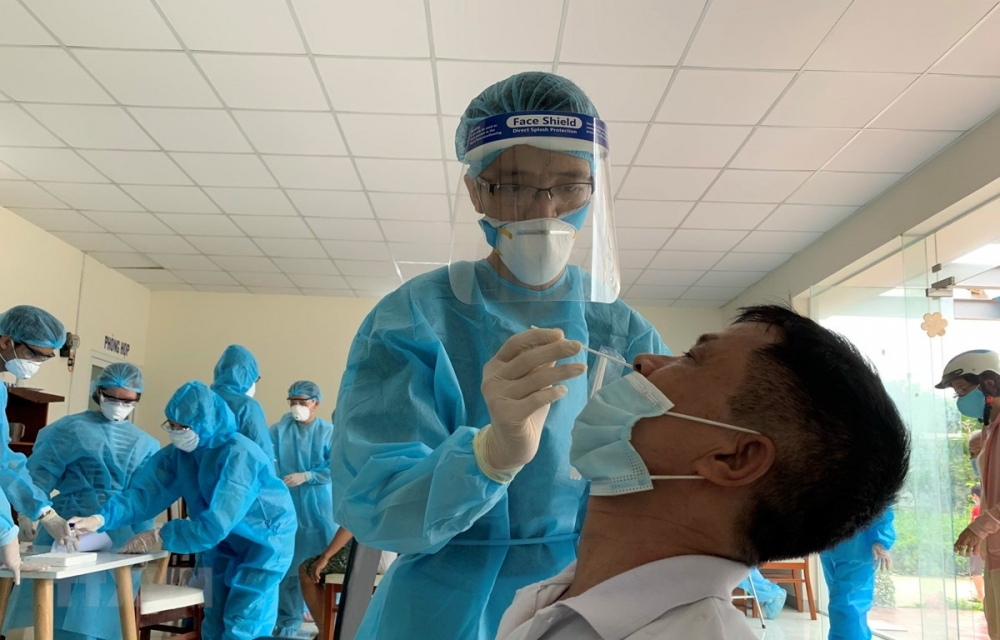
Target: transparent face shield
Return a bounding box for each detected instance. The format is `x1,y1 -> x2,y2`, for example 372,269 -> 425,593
449,111 -> 620,305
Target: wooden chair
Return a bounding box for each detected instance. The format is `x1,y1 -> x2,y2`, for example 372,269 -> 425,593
165,500 -> 196,586
760,558 -> 817,620
134,555 -> 204,640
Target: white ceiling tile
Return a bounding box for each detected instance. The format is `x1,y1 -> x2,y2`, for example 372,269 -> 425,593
12,208 -> 102,232
735,230 -> 821,253
145,282 -> 196,291
390,243 -> 451,263
0,48 -> 111,104
203,188 -> 296,216
558,65 -> 673,122
158,213 -> 242,236
264,156 -> 362,190
619,167 -> 718,200
289,274 -> 349,289
0,180 -> 66,208
233,111 -> 347,156
234,215 -> 314,239
873,75 -> 1000,130
714,252 -> 793,271
322,240 -> 391,261
682,203 -> 775,230
626,284 -> 689,299
612,166 -> 629,193
169,153 -> 276,188
0,160 -> 20,180
301,288 -> 354,297
83,211 -> 173,235
620,269 -> 643,285
626,297 -> 679,308
759,204 -> 856,232
255,237 -> 326,258
787,171 -> 904,205
681,285 -> 746,301
430,0 -> 561,61
287,189 -> 372,218
932,9 -> 1000,76
78,151 -> 192,186
0,104 -> 63,146
51,231 -> 132,252
636,270 -> 704,286
380,221 -> 450,244
335,260 -> 399,277
230,272 -> 295,288
649,250 -> 725,270
317,59 -> 436,114
616,228 -> 673,251
129,108 -> 251,153
307,218 -> 384,241
731,128 -> 856,171
605,123 -> 648,165
686,0 -> 850,69
765,72 -> 916,128
636,124 -> 750,168
0,0 -> 53,44
356,159 -> 447,194
339,115 -> 441,160
345,275 -> 402,291
292,0 -> 429,57
658,70 -> 794,126
187,236 -> 262,256
88,252 -> 159,268
825,129 -> 961,173
173,270 -> 239,286
247,286 -> 300,296
194,284 -> 248,293
399,262 -> 444,280
0,148 -> 106,183
369,193 -> 449,222
664,229 -> 747,252
122,185 -> 220,213
618,249 -> 656,269
436,61 -> 551,117
24,104 -> 157,150
41,183 -> 140,211
22,0 -> 179,48
272,257 -> 339,275
208,256 -> 278,272
119,233 -> 198,254
615,201 -> 692,228
157,0 -> 304,54
195,54 -> 326,110
149,254 -> 221,270
704,170 -> 811,203
561,0 -> 704,65
116,269 -> 183,285
807,0 -> 995,73
74,50 -> 219,108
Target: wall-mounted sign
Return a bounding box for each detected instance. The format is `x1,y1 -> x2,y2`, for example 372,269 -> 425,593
103,336 -> 131,357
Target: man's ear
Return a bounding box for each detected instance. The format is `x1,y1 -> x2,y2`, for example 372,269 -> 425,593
692,433 -> 775,487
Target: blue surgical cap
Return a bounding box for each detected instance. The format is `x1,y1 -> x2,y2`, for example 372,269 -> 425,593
0,305 -> 66,350
288,380 -> 322,402
96,362 -> 143,394
456,72 -> 600,177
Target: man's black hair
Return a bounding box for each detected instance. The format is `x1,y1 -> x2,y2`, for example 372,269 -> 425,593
728,304 -> 911,564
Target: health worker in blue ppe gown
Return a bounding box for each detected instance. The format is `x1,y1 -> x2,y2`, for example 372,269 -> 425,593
4,362 -> 160,640
271,380 -> 337,637
69,381 -> 297,640
821,509 -> 895,640
211,344 -> 276,466
331,71 -> 669,640
0,305 -> 73,583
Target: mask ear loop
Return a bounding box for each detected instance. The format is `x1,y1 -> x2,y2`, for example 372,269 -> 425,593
648,413 -> 761,482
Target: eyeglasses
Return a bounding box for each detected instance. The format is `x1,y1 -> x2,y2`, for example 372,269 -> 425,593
475,178 -> 593,210
16,342 -> 56,363
100,392 -> 137,408
288,398 -> 316,407
161,420 -> 191,432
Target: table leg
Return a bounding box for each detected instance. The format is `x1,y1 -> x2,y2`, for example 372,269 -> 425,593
33,579 -> 53,640
114,566 -> 138,640
0,577 -> 14,626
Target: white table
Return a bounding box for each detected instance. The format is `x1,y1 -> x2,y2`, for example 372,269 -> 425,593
0,550 -> 170,640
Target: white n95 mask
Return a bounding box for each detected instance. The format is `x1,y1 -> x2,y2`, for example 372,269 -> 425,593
4,357 -> 40,380
570,371 -> 760,496
169,429 -> 200,452
246,382 -> 256,398
481,207 -> 585,287
290,405 -> 310,422
101,400 -> 134,423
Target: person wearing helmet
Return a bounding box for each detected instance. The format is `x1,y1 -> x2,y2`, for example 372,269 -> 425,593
2,362 -> 160,640
937,350 -> 1000,425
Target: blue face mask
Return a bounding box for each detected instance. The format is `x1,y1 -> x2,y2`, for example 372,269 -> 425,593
957,388 -> 986,419
570,371 -> 760,496
972,457 -> 982,480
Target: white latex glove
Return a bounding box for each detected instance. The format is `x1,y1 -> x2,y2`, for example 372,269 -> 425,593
283,472 -> 309,488
475,328 -> 585,482
121,529 -> 161,554
67,514 -> 105,535
17,514 -> 36,543
40,510 -> 72,546
1,538 -> 32,584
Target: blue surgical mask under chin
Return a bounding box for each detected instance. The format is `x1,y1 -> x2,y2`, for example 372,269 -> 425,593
570,371 -> 760,496
957,388 -> 987,419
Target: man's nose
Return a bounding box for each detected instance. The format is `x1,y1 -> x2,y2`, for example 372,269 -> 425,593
527,192 -> 560,219
632,354 -> 675,377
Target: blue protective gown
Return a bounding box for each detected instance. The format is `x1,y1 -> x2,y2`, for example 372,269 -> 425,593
821,509 -> 896,640
0,384 -> 23,546
0,383 -> 54,519
97,382 -> 296,640
3,410 -> 160,640
332,262 -> 669,640
270,413 -> 337,636
211,345 -> 276,466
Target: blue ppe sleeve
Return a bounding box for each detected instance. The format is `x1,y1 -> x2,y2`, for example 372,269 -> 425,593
869,509 -> 896,550
238,401 -> 275,462
24,428 -> 65,498
0,446 -> 52,519
101,448 -> 182,532
307,437 -> 332,485
132,437 -> 162,534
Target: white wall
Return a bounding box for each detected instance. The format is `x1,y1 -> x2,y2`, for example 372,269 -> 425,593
633,305 -> 724,352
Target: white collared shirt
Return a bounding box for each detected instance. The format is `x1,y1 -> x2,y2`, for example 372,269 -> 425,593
496,555 -> 756,640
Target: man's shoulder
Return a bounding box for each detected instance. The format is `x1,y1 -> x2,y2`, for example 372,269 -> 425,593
637,597 -> 758,639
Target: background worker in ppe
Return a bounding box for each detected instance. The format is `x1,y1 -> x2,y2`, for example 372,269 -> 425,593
0,305 -> 72,583
270,380 -> 336,637
69,381 -> 296,640
821,509 -> 895,640
211,344 -> 275,465
331,71 -> 668,640
3,362 -> 160,640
